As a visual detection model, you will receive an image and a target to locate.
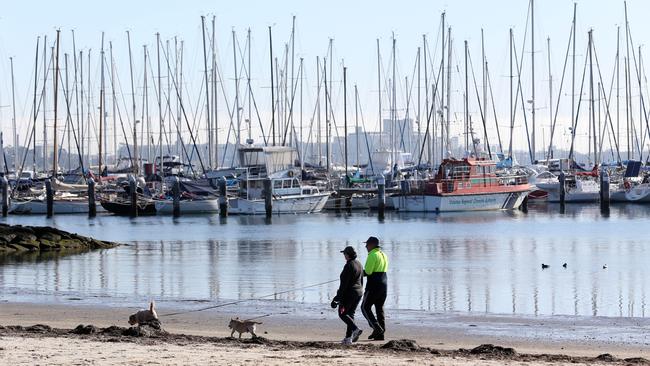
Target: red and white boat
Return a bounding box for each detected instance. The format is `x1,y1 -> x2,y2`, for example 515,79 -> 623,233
391,158 -> 534,212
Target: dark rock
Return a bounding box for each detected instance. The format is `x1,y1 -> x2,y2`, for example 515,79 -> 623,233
470,344 -> 516,357
624,357 -> 650,364
101,326 -> 126,336
25,324 -> 52,333
381,339 -> 420,351
122,321 -> 167,337
71,324 -> 98,335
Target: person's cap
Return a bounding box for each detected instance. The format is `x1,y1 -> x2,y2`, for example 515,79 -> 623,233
364,236 -> 379,246
340,246 -> 356,256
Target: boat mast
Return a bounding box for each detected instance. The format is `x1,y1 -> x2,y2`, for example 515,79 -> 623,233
248,29 -> 253,143
233,30 -> 241,151
316,56 -> 321,164
377,39 -> 382,149
417,46 -> 421,165
52,30 -> 61,176
355,84 -> 359,168
625,2 -> 631,160
269,26 -> 275,146
547,37 -> 553,160
571,3 -> 576,163
200,16 -> 212,169
440,13 -> 446,161
344,66 -> 348,178
10,57 -> 17,174
324,56 -> 329,172
530,0 -> 536,163
110,41 -> 116,165
391,34 -> 396,165
446,27 -> 452,157
588,30 -> 597,165
509,29 -> 514,159
616,26 -> 620,161
127,31 -> 138,175
212,16 -> 218,166
464,40 -> 469,153
482,29 -> 487,155
43,36 -> 48,173
32,37 -> 40,173
156,32 -> 163,177
143,45 -> 150,164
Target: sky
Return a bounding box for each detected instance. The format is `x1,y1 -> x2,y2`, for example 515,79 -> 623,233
0,0 -> 649,161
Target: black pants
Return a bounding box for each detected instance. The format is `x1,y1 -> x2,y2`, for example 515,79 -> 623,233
338,295 -> 362,337
361,288 -> 386,333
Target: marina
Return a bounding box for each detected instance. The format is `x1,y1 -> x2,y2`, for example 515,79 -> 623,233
3,0 -> 650,364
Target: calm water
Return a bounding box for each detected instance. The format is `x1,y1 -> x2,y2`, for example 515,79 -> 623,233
1,203 -> 649,318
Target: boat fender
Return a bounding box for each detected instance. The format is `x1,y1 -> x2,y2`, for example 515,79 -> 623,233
288,170 -> 294,177
624,180 -> 631,191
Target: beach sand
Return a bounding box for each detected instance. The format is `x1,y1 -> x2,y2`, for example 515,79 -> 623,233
1,301 -> 649,365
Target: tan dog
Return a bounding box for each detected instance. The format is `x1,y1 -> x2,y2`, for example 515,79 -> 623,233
128,301 -> 158,326
228,317 -> 262,338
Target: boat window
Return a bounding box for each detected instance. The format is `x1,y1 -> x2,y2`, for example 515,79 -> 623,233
283,180 -> 291,188
302,189 -> 312,195
292,178 -> 300,187
274,180 -> 283,189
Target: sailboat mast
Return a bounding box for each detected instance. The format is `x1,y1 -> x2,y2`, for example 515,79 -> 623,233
248,29 -> 253,142
530,0 -> 536,163
43,35 -> 48,173
200,16 -> 212,169
10,57 -> 17,174
344,66 -> 348,178
571,3 -> 576,162
316,56 -> 321,164
446,27 -> 452,156
233,30 -> 241,150
99,33 -> 105,178
32,37 -> 40,173
509,28 -> 514,158
355,84 -> 359,168
52,30 -> 61,176
392,35 -> 396,166
547,37 -> 553,160
440,12 -> 445,161
269,27 -> 275,146
377,39 -> 382,149
156,32 -> 163,177
127,31 -> 138,175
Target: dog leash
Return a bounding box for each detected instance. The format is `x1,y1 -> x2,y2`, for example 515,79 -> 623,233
158,279 -> 338,317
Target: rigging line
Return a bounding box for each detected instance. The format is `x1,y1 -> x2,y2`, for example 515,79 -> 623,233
158,279 -> 338,317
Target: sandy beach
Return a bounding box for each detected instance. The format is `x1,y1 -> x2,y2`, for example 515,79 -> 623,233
1,301 -> 649,365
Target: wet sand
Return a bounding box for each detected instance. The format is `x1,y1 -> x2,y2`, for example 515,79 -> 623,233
1,301 -> 650,365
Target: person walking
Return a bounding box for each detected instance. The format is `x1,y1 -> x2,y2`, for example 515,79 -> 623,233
361,236 -> 388,341
331,246 -> 364,345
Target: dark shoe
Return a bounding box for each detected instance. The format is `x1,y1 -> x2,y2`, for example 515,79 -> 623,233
373,333 -> 385,341
368,327 -> 383,340
351,328 -> 363,343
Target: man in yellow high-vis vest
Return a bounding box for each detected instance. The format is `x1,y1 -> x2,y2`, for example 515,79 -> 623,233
361,236 -> 388,341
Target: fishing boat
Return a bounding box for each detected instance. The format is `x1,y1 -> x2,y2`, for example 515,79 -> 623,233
390,158 -> 533,212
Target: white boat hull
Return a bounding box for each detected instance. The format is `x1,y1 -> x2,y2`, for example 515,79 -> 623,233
610,184 -> 650,202
228,193 -> 329,215
154,198 -> 221,214
9,199 -> 106,214
535,180 -> 600,203
391,191 -> 529,212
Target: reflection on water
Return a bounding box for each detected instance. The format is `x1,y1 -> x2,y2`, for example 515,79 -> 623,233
1,203 -> 650,317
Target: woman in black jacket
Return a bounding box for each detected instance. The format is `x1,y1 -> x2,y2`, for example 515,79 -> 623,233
331,246 -> 364,345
